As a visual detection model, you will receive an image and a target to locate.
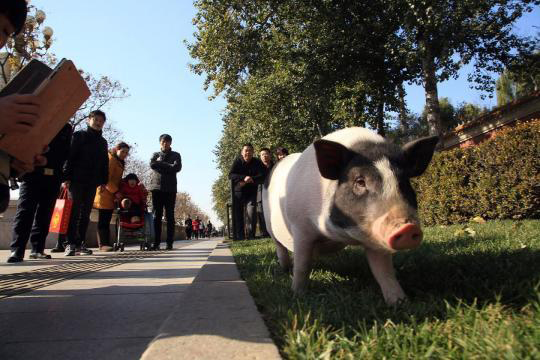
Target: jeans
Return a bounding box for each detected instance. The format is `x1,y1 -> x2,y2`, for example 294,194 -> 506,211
97,209 -> 113,247
151,190 -> 176,246
10,177 -> 61,256
233,191 -> 257,240
67,183 -> 97,247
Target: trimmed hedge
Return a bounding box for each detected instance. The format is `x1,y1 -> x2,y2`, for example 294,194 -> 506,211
415,119 -> 540,226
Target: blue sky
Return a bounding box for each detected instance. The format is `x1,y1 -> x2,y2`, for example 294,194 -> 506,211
24,1 -> 539,225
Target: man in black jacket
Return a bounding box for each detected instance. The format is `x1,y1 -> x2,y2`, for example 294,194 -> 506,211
7,123 -> 72,263
149,134 -> 182,250
256,147 -> 274,238
229,143 -> 264,240
63,110 -> 109,256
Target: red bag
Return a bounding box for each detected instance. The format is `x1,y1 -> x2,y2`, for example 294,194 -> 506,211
49,187 -> 72,234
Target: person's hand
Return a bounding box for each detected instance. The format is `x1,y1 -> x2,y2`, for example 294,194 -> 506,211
0,94 -> 40,135
11,158 -> 34,177
63,181 -> 71,189
33,154 -> 47,167
244,176 -> 254,183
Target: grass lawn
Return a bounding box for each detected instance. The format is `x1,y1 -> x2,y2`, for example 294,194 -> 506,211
230,220 -> 540,359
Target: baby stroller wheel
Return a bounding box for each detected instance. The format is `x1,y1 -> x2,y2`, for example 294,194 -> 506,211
140,243 -> 144,251
113,244 -> 118,252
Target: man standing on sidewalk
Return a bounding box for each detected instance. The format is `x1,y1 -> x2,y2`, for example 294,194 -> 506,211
63,110 -> 109,256
229,143 -> 264,240
7,123 -> 72,263
149,134 -> 181,250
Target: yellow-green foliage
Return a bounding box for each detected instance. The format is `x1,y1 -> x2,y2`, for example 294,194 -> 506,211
415,119 -> 540,225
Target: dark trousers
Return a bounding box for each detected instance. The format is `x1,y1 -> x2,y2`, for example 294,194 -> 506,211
233,191 -> 257,240
97,209 -> 113,247
257,201 -> 270,237
151,191 -> 176,246
67,183 -> 97,247
185,228 -> 192,239
10,177 -> 61,256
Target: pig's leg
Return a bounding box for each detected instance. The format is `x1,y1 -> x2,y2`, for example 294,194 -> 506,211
365,249 -> 406,305
291,238 -> 315,294
274,239 -> 292,272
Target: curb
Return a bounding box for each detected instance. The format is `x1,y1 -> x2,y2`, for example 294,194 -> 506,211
141,242 -> 281,359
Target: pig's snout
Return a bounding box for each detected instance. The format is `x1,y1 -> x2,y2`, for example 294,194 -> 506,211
388,223 -> 422,250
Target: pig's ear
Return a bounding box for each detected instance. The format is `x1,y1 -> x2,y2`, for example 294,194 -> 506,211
402,136 -> 439,177
314,139 -> 352,180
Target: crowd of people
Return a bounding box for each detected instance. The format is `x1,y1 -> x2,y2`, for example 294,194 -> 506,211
184,216 -> 214,239
229,144 -> 288,240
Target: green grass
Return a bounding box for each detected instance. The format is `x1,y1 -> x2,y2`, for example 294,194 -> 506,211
230,220 -> 540,359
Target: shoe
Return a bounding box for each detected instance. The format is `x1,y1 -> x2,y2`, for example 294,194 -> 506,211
78,243 -> 93,256
151,244 -> 160,251
29,252 -> 52,259
7,252 -> 23,263
64,245 -> 76,257
166,244 -> 173,250
50,246 -> 65,253
99,245 -> 113,252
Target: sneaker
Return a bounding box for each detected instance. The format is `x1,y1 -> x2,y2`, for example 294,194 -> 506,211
50,246 -> 65,253
78,243 -> 93,256
7,252 -> 23,263
29,252 -> 52,260
64,245 -> 76,257
166,244 -> 173,251
99,245 -> 113,252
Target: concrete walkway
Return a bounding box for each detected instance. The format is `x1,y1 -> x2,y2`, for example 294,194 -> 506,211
0,239 -> 281,360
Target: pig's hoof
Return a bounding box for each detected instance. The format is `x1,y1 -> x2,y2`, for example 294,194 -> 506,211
386,296 -> 408,307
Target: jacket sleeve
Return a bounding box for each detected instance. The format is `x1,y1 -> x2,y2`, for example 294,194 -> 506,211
252,159 -> 265,184
228,158 -> 245,182
155,152 -> 182,174
105,157 -> 120,194
100,144 -> 109,186
62,131 -> 82,181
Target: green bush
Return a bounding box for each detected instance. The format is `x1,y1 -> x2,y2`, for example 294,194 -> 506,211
415,119 -> 540,225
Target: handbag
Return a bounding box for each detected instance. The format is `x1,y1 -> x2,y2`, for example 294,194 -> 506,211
49,186 -> 72,234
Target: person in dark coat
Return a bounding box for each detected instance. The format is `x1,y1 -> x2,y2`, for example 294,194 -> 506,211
149,134 -> 181,250
184,216 -> 193,239
256,147 -> 274,238
63,110 -> 109,256
7,123 -> 72,263
229,143 -> 264,240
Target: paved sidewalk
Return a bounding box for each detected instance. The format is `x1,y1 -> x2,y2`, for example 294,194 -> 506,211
0,239 -> 281,360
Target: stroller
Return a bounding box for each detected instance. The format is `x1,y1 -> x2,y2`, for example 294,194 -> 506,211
114,204 -> 152,251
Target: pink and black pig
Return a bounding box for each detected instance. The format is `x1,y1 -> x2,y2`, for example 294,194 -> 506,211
262,127 -> 438,305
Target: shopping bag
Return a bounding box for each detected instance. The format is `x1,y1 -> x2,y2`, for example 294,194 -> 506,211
49,187 -> 72,234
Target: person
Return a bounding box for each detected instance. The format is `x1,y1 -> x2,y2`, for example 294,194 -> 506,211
199,220 -> 205,239
93,142 -> 129,252
257,147 -> 274,238
229,143 -> 264,240
63,110 -> 109,256
275,147 -> 289,161
184,215 -> 193,239
149,134 -> 181,250
7,123 -> 72,263
192,216 -> 200,239
0,1 -> 42,213
206,220 -> 213,238
119,173 -> 147,223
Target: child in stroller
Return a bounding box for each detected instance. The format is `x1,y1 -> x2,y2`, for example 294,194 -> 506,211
119,173 -> 147,222
114,173 -> 149,251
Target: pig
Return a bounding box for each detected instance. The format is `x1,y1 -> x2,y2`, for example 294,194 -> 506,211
262,127 -> 438,305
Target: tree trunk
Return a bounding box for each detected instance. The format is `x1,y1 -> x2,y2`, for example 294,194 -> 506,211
376,101 -> 385,137
398,84 -> 409,133
422,46 -> 442,137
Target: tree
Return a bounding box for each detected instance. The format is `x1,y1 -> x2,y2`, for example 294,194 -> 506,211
174,192 -> 209,226
496,51 -> 540,105
0,5 -> 128,130
398,0 -> 539,136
